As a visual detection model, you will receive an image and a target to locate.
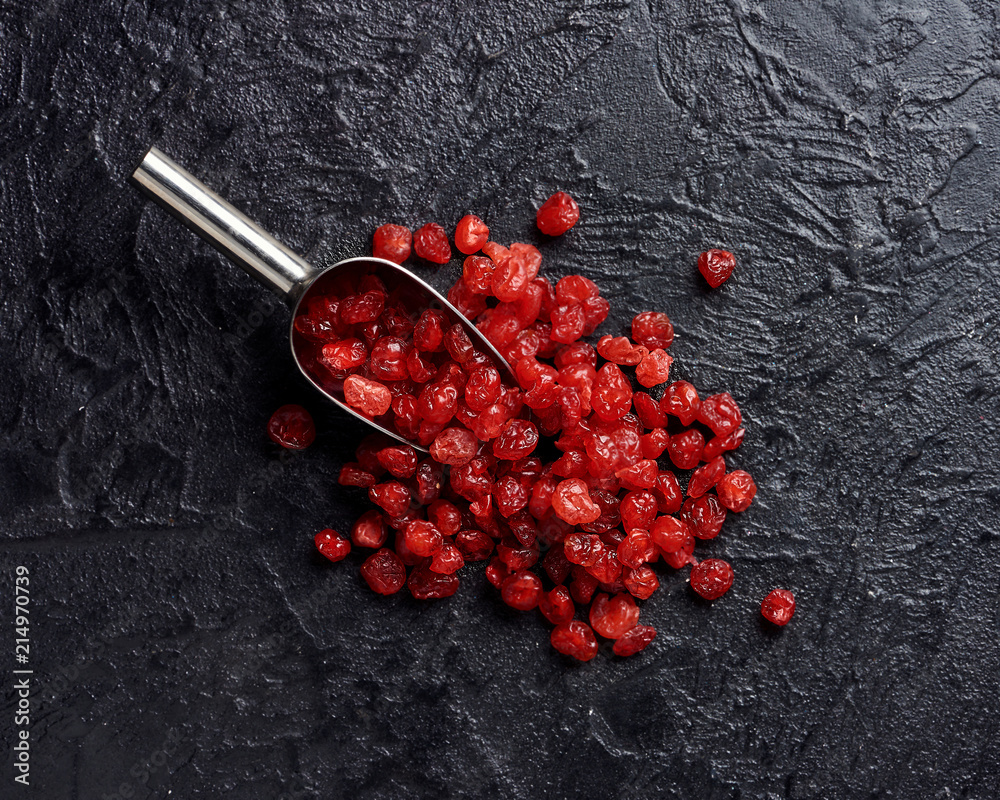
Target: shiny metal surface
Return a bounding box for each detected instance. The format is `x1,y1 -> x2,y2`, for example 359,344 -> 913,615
131,147 -> 315,302
130,147 -> 514,452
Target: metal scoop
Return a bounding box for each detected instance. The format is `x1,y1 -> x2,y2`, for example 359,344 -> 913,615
131,147 -> 513,453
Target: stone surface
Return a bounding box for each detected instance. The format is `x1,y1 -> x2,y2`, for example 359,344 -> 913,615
3,1 -> 1000,797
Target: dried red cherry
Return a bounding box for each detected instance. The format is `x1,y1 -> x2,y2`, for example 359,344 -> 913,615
690,558 -> 734,600
372,224 -> 412,264
698,249 -> 736,288
413,222 -> 452,264
360,548 -> 406,595
314,529 -> 350,562
550,621 -> 598,661
455,215 -> 490,254
536,191 -> 580,236
761,589 -> 795,625
267,404 -> 316,450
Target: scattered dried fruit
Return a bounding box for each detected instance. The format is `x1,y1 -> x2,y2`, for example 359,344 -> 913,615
413,222 -> 452,264
698,248 -> 736,288
267,404 -> 316,450
690,558 -> 734,600
285,206 -> 756,660
373,224 -> 412,264
761,589 -> 796,625
536,191 -> 580,236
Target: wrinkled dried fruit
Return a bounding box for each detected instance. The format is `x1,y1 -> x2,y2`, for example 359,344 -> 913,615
373,224 -> 412,264
361,549 -> 406,595
690,558 -> 734,600
502,570 -> 543,611
455,215 -> 490,254
631,311 -> 674,350
267,404 -> 316,450
536,191 -> 580,236
413,222 -> 452,263
589,592 -> 640,639
698,248 -> 736,288
761,589 -> 796,625
550,621 -> 598,661
612,624 -> 657,656
716,470 -> 757,512
315,529 -> 350,562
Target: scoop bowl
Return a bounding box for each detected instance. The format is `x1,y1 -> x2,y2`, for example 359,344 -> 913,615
131,147 -> 514,452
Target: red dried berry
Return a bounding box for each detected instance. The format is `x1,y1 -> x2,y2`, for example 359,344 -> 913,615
620,491 -> 658,532
492,419 -> 539,461
552,479 -> 602,525
430,427 -> 479,466
267,404 -> 316,450
550,621 -> 598,661
455,215 -> 490,254
314,529 -> 350,562
402,520 -> 444,557
408,565 -> 460,599
631,311 -> 674,350
413,309 -> 447,352
413,222 -> 452,264
702,426 -> 745,461
612,625 -> 657,657
690,558 -> 734,600
549,303 -> 586,344
589,592 -> 640,639
698,392 -> 742,437
649,515 -> 693,554
635,349 -> 672,388
698,249 -> 736,288
416,381 -> 459,425
455,529 -> 494,561
463,255 -> 496,294
536,191 -> 580,236
761,589 -> 796,625
493,243 -> 542,302
667,428 -> 705,470
360,548 -> 406,595
616,459 -> 658,491
716,470 -> 757,512
485,556 -> 512,589
623,566 -> 659,600
596,335 -> 646,366
351,511 -> 388,549
343,375 -> 392,418
340,291 -> 386,325
369,337 -> 411,381
430,543 -> 465,575
680,494 -> 727,540
501,570 -> 543,611
368,481 -> 411,517
661,381 -> 700,426
641,428 -> 671,460
617,530 -> 656,569
320,338 -> 367,371
653,471 -> 683,514
339,463 -> 376,488
687,456 -> 726,499
563,532 -> 604,566
633,392 -> 669,429
372,224 -> 412,264
569,570 -> 600,604
591,363 -> 633,422
538,586 -> 575,625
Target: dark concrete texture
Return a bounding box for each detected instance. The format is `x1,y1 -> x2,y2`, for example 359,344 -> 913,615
2,0 -> 999,797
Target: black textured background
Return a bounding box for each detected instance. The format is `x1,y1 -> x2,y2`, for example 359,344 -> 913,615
2,1 -> 1000,798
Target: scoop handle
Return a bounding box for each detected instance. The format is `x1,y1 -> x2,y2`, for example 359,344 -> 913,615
131,147 -> 316,303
